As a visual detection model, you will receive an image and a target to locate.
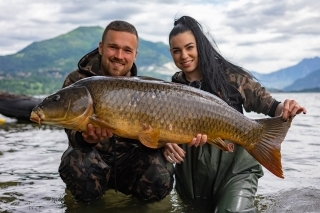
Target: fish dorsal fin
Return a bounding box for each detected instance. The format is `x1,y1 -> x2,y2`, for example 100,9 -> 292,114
135,76 -> 165,82
88,115 -> 116,131
138,124 -> 160,148
207,138 -> 234,152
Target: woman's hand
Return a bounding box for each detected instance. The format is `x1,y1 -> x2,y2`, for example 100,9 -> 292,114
188,133 -> 207,147
82,124 -> 113,143
162,143 -> 185,164
162,134 -> 207,163
276,99 -> 307,120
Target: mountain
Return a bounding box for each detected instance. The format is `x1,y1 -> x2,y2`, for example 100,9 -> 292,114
0,26 -> 173,95
0,26 -> 103,74
0,26 -> 319,95
283,69 -> 320,92
251,57 -> 320,90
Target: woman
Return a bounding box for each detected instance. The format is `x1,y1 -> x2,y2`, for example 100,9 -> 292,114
162,16 -> 306,212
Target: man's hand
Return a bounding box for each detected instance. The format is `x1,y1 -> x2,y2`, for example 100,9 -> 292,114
161,134 -> 207,163
81,124 -> 113,143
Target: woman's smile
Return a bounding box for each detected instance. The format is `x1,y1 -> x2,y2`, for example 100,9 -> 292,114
181,60 -> 193,67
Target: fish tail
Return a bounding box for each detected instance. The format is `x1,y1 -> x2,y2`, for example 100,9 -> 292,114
248,116 -> 293,179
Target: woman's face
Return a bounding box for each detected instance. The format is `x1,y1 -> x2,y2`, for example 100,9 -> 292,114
170,31 -> 200,80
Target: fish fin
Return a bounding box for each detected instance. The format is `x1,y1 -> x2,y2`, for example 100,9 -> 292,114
135,76 -> 164,82
88,115 -> 115,130
138,124 -> 161,149
207,138 -> 234,152
248,116 -> 293,179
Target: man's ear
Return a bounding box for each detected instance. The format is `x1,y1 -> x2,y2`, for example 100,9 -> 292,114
134,50 -> 138,61
98,42 -> 103,55
169,48 -> 173,57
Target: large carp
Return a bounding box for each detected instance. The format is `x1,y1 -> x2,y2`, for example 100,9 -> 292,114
30,76 -> 292,178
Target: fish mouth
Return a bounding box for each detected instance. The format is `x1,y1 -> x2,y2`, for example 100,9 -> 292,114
30,109 -> 43,127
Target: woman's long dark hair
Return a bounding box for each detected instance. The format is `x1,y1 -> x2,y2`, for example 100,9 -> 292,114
169,16 -> 253,101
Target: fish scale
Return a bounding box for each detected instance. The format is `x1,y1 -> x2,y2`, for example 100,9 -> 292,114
128,81 -> 243,140
30,76 -> 293,178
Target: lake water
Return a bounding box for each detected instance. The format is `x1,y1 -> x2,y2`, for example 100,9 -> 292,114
0,93 -> 319,213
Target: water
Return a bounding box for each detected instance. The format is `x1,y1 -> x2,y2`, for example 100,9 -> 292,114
0,93 -> 319,213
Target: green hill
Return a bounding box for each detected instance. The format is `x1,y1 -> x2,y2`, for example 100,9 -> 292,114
0,26 -> 172,95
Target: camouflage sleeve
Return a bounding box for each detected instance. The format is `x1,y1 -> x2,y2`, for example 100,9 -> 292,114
62,69 -> 85,88
227,70 -> 279,116
62,70 -> 95,147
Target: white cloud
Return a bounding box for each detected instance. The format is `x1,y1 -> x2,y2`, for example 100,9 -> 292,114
0,0 -> 319,73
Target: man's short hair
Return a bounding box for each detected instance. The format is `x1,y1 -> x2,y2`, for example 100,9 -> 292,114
102,20 -> 139,42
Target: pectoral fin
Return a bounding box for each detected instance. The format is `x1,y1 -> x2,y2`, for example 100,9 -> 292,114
138,124 -> 160,149
207,138 -> 234,152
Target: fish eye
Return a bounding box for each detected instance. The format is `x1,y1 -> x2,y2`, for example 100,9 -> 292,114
52,94 -> 60,101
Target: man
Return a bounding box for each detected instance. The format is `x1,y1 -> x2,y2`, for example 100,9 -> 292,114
58,20 -> 174,203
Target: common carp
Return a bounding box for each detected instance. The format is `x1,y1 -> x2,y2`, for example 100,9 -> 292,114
30,76 -> 292,178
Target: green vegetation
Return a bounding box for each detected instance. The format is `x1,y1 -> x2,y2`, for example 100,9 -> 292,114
0,74 -> 64,95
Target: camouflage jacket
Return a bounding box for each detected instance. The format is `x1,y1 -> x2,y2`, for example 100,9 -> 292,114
172,70 -> 280,116
62,48 -> 139,153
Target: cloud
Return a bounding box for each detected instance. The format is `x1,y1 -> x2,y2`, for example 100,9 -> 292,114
0,0 -> 319,73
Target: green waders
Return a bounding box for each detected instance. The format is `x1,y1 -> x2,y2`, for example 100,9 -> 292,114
174,143 -> 263,213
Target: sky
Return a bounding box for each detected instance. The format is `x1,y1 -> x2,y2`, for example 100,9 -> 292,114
0,0 -> 319,74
